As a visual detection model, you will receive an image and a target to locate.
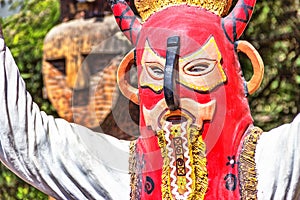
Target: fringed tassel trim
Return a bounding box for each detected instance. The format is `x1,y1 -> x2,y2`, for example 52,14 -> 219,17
157,129 -> 173,199
238,126 -> 263,200
129,140 -> 141,200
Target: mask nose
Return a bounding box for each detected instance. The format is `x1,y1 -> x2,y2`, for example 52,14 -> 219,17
164,36 -> 180,111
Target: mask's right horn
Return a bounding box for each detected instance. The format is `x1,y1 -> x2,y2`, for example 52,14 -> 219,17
109,0 -> 142,46
222,0 -> 257,43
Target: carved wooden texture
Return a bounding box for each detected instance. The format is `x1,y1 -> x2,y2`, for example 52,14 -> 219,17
42,16 -> 139,139
60,0 -> 111,21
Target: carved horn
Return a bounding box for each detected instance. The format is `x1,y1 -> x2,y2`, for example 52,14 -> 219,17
222,0 -> 257,43
109,0 -> 142,46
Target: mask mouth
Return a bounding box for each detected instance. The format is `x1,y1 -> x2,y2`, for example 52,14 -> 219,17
165,115 -> 187,124
143,98 -> 216,131
161,109 -> 192,127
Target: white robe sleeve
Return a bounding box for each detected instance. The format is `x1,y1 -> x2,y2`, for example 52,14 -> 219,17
0,38 -> 131,199
256,114 -> 300,200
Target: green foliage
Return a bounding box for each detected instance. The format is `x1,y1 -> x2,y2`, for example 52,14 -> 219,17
2,0 -> 60,113
240,0 -> 300,130
0,0 -> 299,199
0,164 -> 47,200
1,0 -> 60,199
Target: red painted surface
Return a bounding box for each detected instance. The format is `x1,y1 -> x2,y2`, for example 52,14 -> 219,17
112,0 -> 257,198
134,6 -> 253,199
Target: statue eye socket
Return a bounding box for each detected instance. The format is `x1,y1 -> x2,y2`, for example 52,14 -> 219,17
146,63 -> 164,80
47,58 -> 66,75
184,60 -> 217,76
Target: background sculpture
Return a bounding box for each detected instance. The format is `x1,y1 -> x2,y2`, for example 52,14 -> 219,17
59,0 -> 110,21
42,0 -> 140,139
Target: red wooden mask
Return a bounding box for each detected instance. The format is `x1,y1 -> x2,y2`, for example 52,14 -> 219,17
112,0 -> 264,199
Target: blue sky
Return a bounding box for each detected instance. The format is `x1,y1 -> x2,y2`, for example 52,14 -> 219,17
0,0 -> 21,18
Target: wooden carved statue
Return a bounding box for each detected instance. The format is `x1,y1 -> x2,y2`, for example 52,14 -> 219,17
0,0 -> 300,200
59,0 -> 111,21
43,0 -> 139,138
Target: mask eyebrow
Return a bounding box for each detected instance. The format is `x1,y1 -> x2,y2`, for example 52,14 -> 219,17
141,39 -> 165,65
179,36 -> 221,64
144,38 -> 164,57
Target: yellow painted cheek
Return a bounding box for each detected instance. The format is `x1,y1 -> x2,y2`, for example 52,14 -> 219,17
140,83 -> 163,92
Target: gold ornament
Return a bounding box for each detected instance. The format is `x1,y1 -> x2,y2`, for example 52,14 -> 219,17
239,126 -> 263,199
157,124 -> 208,199
135,0 -> 233,21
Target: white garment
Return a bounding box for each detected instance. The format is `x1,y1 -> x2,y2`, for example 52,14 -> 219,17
256,114 -> 300,200
0,38 -> 131,200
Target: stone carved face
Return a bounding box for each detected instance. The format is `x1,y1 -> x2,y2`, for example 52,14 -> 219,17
42,16 -> 133,131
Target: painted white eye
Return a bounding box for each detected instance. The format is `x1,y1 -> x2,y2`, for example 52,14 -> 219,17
146,62 -> 164,80
184,59 -> 216,76
187,63 -> 209,72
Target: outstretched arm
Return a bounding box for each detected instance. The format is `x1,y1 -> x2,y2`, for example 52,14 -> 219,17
255,114 -> 300,199
0,29 -> 130,200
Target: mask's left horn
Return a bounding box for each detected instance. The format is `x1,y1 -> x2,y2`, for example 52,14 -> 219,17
109,0 -> 142,46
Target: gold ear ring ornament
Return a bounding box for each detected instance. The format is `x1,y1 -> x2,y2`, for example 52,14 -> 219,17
237,40 -> 264,95
117,49 -> 139,105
